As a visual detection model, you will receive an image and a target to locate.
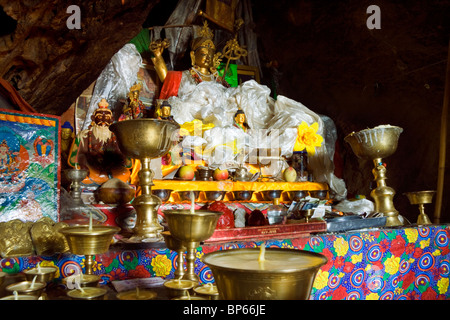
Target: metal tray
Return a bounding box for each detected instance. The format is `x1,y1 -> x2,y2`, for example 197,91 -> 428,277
326,216 -> 386,233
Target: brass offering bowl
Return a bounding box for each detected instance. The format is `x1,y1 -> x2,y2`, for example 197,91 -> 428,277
345,125 -> 404,227
309,190 -> 328,200
193,284 -> 219,300
172,295 -> 208,300
404,190 -> 436,225
0,294 -> 39,300
164,279 -> 196,298
287,190 -> 309,202
62,274 -> 101,288
24,266 -> 57,283
116,289 -> 157,300
67,287 -> 107,300
109,119 -> 180,241
163,209 -> 222,283
204,190 -> 227,201
203,248 -> 327,300
6,280 -> 46,297
95,187 -> 135,204
260,190 -> 283,201
300,209 -> 314,223
232,190 -> 254,201
151,189 -> 173,202
197,168 -> 214,181
177,190 -> 201,202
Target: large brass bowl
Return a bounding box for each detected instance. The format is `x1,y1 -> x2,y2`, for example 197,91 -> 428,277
163,210 -> 222,243
344,125 -> 403,160
203,248 -> 327,300
60,225 -> 120,255
109,119 -> 180,159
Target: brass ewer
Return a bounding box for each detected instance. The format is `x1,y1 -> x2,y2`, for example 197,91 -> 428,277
345,125 -> 404,227
404,190 -> 436,225
202,248 -> 327,300
109,119 -> 180,241
163,209 -> 222,284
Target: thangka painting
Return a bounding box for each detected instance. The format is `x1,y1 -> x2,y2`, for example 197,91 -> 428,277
0,109 -> 60,222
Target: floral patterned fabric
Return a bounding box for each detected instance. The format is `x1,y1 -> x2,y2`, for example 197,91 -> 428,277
0,225 -> 448,300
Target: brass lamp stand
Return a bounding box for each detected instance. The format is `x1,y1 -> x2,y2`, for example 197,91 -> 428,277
345,125 -> 404,227
109,119 -> 180,241
404,190 -> 436,225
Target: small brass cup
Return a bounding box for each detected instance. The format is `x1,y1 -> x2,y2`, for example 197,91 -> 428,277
6,280 -> 46,297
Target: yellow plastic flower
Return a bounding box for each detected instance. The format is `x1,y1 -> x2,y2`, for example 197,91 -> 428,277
366,292 -> 379,300
334,237 -> 349,257
294,121 -> 323,155
419,238 -> 430,249
351,253 -> 363,264
385,256 -> 400,275
151,255 -> 172,277
437,277 -> 449,295
405,228 -> 418,243
313,269 -> 329,290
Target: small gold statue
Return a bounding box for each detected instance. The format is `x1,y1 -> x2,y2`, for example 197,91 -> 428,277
157,101 -> 175,122
149,21 -> 228,100
119,82 -> 144,121
233,109 -> 249,132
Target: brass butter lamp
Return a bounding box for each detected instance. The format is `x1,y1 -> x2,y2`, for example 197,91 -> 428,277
404,190 -> 435,225
109,119 -> 180,241
345,125 -> 404,227
60,224 -> 120,274
163,209 -> 222,284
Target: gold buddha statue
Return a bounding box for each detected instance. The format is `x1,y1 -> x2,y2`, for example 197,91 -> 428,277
150,21 -> 228,100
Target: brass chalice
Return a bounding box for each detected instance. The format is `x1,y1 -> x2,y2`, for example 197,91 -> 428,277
163,210 -> 222,284
345,125 -> 404,227
404,190 -> 436,225
110,119 -> 180,241
64,168 -> 89,205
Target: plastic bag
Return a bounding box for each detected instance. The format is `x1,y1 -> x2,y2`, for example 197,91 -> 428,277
333,199 -> 375,215
81,44 -> 142,131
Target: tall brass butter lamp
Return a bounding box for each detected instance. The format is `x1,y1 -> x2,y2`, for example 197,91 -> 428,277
345,125 -> 404,227
109,119 -> 180,242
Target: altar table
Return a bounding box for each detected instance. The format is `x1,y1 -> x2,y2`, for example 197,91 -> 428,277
1,224 -> 448,300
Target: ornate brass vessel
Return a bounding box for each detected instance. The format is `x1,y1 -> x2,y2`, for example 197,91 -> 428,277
404,190 -> 436,225
345,125 -> 404,227
110,119 -> 180,241
60,225 -> 120,274
162,231 -> 186,280
64,168 -> 89,205
163,209 -> 222,283
203,248 -> 327,300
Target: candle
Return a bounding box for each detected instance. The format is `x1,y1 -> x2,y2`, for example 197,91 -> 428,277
37,262 -> 41,273
190,191 -> 195,214
13,291 -> 18,300
30,275 -> 37,289
258,242 -> 266,262
164,279 -> 195,289
89,212 -> 93,231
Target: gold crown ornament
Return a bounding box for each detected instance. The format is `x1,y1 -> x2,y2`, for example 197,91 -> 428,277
191,21 -> 215,52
